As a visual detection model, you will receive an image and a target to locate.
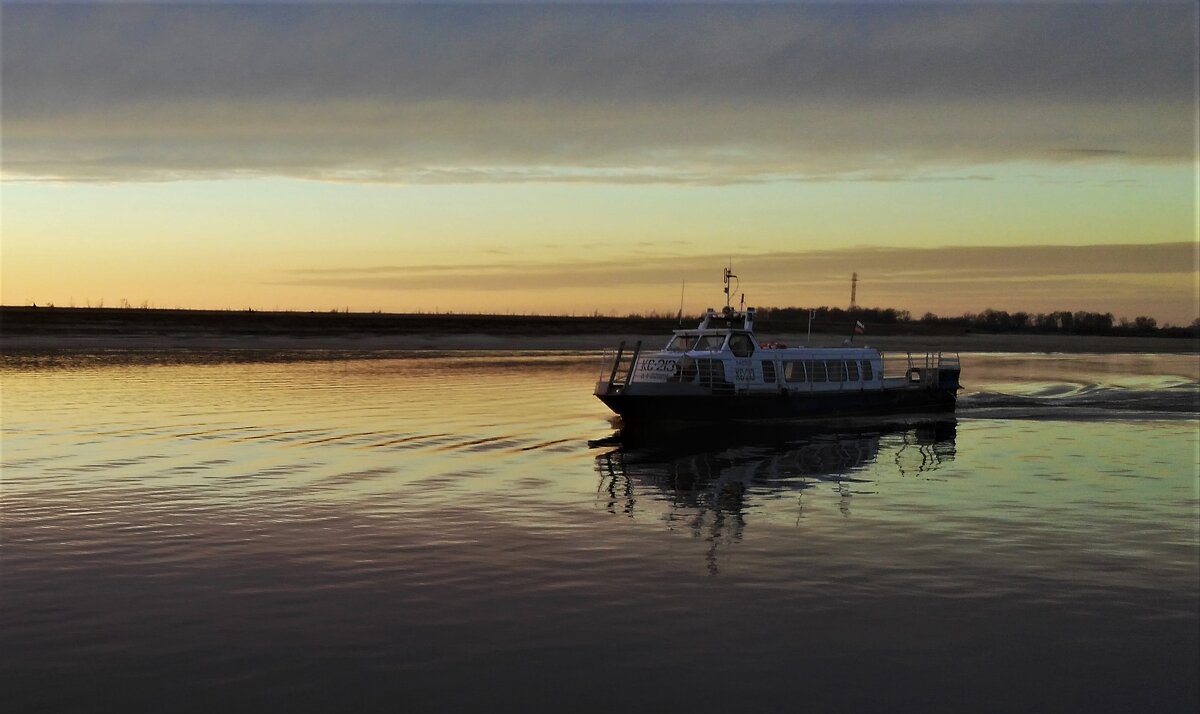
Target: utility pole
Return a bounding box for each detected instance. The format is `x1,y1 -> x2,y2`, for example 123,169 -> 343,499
849,272 -> 858,311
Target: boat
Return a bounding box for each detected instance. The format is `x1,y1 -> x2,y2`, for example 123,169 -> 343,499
594,269 -> 960,428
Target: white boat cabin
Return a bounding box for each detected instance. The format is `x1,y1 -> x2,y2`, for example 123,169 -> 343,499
602,305 -> 903,396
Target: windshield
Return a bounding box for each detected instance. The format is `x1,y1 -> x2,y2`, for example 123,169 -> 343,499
667,334 -> 725,352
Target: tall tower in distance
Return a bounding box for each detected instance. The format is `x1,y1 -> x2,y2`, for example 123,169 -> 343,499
849,272 -> 858,311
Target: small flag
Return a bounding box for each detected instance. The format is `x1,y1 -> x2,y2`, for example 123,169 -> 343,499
854,320 -> 866,334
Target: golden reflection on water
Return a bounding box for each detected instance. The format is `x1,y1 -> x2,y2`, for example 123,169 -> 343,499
2,353 -> 607,502
3,351 -> 1196,542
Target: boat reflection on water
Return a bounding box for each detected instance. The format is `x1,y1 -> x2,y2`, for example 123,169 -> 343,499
594,419 -> 957,573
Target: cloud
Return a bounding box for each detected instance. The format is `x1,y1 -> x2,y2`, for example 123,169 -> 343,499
2,3 -> 1194,183
279,242 -> 1196,293
272,242 -> 1198,321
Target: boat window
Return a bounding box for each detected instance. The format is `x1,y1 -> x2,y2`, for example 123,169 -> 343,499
827,360 -> 845,382
808,360 -> 827,382
728,333 -> 755,357
666,335 -> 697,352
783,361 -> 806,382
762,361 -> 777,383
667,334 -> 724,352
696,359 -> 726,383
846,361 -> 860,381
861,360 -> 874,381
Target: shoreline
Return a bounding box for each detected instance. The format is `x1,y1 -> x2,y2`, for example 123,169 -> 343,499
2,305 -> 1195,355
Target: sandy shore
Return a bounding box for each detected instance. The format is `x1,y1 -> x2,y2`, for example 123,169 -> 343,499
2,331 -> 1195,354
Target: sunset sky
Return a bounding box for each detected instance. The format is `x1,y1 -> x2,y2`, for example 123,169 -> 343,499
2,1 -> 1197,324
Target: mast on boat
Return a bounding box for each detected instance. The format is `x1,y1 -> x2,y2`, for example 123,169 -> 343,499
723,263 -> 737,312
700,263 -> 753,332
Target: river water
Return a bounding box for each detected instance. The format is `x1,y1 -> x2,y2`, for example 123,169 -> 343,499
2,351 -> 1197,712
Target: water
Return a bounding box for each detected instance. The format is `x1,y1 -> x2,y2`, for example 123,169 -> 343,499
2,351 -> 1197,712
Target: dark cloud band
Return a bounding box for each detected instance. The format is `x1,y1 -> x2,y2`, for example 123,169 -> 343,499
3,3 -> 1193,182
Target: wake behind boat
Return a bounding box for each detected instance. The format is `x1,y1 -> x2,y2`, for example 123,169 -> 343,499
594,270 -> 961,428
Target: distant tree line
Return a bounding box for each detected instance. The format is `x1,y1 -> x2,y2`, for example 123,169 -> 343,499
916,309 -> 1200,337
759,306 -> 912,325
755,306 -> 1199,338
18,300 -> 1197,338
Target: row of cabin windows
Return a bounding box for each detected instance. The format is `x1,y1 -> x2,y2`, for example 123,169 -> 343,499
666,334 -> 725,352
761,359 -> 875,384
666,333 -> 757,357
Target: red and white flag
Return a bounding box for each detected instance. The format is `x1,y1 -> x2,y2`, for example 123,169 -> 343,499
854,320 -> 866,334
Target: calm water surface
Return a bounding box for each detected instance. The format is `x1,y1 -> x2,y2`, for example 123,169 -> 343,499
2,351 -> 1197,712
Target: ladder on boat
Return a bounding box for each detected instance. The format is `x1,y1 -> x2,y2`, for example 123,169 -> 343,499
603,340 -> 642,394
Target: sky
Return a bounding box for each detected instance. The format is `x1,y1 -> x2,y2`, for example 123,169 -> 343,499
2,1 -> 1197,324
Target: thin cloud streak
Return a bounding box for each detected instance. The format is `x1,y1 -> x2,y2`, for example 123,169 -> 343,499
272,243 -> 1196,323
279,243 -> 1195,293
2,3 -> 1193,183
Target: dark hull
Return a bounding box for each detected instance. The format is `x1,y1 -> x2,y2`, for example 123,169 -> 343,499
598,387 -> 956,428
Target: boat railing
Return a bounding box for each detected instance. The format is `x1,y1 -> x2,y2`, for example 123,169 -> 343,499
881,351 -> 960,389
695,358 -> 733,393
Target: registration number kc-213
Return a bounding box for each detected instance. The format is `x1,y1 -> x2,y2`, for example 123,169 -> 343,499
637,357 -> 678,374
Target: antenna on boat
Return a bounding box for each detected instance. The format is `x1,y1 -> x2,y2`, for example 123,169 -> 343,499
723,263 -> 738,311
678,280 -> 685,325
